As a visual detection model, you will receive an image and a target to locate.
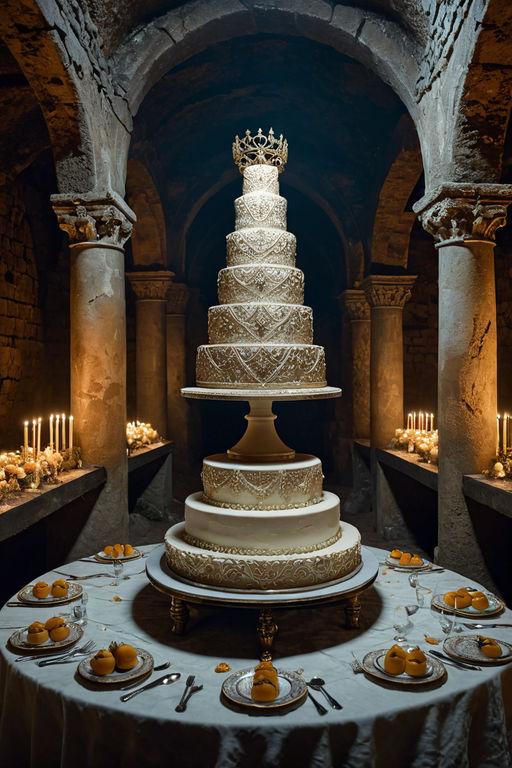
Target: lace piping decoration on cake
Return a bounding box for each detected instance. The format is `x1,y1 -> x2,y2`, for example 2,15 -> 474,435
208,304 -> 313,344
218,266 -> 304,305
165,540 -> 362,590
182,527 -> 341,556
201,463 -> 323,506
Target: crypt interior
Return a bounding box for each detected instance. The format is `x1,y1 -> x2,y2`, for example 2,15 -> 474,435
1,1 -> 512,766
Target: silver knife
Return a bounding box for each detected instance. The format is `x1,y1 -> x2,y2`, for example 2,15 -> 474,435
428,649 -> 481,671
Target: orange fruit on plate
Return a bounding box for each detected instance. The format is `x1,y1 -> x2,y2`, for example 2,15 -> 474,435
405,648 -> 427,677
115,644 -> 138,670
384,644 -> 407,675
51,579 -> 69,598
399,553 -> 412,566
410,554 -> 423,566
390,549 -> 402,559
104,545 -> 113,556
471,592 -> 489,611
27,621 -> 49,645
90,650 -> 116,675
32,581 -> 50,599
477,636 -> 502,658
123,544 -> 135,556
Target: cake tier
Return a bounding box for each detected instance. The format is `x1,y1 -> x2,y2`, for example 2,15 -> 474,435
226,229 -> 296,267
208,303 -> 313,344
183,490 -> 340,554
165,520 -> 361,590
242,165 -> 279,196
196,344 -> 326,389
201,453 -> 323,509
234,194 -> 287,231
217,265 -> 304,305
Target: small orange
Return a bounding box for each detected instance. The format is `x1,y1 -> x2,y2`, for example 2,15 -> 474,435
390,549 -> 402,559
44,616 -> 65,632
477,636 -> 502,658
32,581 -> 50,599
384,644 -> 407,675
27,621 -> 49,645
471,592 -> 489,611
114,643 -> 138,670
399,553 -> 412,566
410,554 -> 423,566
51,579 -> 69,598
405,648 -> 427,677
90,650 -> 115,676
123,544 -> 135,556
104,545 -> 113,556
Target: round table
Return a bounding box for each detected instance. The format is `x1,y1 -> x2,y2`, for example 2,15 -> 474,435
0,545 -> 511,768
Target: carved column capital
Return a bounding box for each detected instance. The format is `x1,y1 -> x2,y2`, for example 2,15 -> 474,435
127,271 -> 175,301
339,289 -> 370,322
51,191 -> 136,249
413,183 -> 512,246
361,275 -> 417,309
167,282 -> 190,315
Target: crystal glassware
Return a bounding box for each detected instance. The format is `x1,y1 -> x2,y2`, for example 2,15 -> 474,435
73,591 -> 88,626
415,585 -> 431,608
111,558 -> 123,586
431,602 -> 454,637
393,605 -> 414,643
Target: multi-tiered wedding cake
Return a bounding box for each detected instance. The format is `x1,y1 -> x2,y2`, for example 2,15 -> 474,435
165,129 -> 361,590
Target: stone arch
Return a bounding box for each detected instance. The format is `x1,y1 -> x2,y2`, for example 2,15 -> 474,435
0,0 -> 131,194
370,116 -> 423,269
126,159 -> 167,266
114,1 -> 420,125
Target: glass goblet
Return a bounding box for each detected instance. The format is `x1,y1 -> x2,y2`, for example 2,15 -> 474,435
393,605 -> 414,643
73,591 -> 88,626
111,558 -> 123,586
431,603 -> 454,637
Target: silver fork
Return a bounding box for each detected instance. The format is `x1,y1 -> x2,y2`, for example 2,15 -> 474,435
175,675 -> 195,712
176,684 -> 203,712
37,640 -> 95,666
16,639 -> 94,663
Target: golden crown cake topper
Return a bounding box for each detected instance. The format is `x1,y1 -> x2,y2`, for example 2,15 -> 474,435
233,128 -> 288,174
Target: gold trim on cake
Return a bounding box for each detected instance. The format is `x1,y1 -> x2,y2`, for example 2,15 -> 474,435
208,304 -> 313,344
182,527 -> 341,556
226,230 -> 296,266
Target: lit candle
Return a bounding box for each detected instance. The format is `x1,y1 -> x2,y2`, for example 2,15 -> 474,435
497,414 -> 501,455
407,413 -> 412,430
503,413 -> 507,455
69,415 -> 73,451
49,414 -> 54,452
413,411 -> 416,430
55,414 -> 60,453
431,413 -> 434,432
420,411 -> 424,431
37,417 -> 41,457
32,419 -> 36,460
24,421 -> 28,460
61,413 -> 66,451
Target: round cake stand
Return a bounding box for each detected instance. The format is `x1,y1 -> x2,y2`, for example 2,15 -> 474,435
146,544 -> 378,659
181,386 -> 341,460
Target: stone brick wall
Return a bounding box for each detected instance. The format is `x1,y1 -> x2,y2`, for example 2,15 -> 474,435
403,221 -> 438,421
0,156 -> 69,450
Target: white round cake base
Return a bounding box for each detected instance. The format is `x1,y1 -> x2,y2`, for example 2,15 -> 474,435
181,385 -> 341,402
146,543 -> 378,604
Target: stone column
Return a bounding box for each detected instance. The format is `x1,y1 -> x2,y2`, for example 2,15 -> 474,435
51,191 -> 135,556
166,281 -> 189,448
415,184 -> 512,584
127,271 -> 174,436
341,289 -> 371,439
362,275 -> 417,448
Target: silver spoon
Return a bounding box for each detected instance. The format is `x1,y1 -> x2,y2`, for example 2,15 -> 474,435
120,672 -> 180,702
307,677 -> 343,709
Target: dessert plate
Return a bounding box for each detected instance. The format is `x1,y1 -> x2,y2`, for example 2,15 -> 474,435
362,649 -> 446,687
94,548 -> 142,563
221,667 -> 307,711
77,648 -> 153,685
443,635 -> 512,665
9,622 -> 83,654
385,555 -> 431,571
431,592 -> 505,618
18,582 -> 83,606
373,652 -> 434,679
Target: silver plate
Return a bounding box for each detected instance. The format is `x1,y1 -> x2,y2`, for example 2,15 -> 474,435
385,556 -> 431,571
9,622 -> 83,653
94,548 -> 142,563
77,648 -> 153,685
362,649 -> 446,687
443,634 -> 512,665
432,592 -> 504,617
222,667 -> 307,710
18,582 -> 83,606
373,651 -> 433,679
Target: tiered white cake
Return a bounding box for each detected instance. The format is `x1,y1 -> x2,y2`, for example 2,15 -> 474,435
165,130 -> 361,590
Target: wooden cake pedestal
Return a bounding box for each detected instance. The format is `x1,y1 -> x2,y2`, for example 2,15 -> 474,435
146,544 -> 379,659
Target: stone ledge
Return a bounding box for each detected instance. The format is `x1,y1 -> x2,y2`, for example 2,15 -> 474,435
374,447 -> 438,491
127,440 -> 173,472
0,466 -> 106,543
463,474 -> 512,519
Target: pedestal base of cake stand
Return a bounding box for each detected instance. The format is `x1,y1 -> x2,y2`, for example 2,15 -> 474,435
146,544 -> 378,660
181,386 -> 341,462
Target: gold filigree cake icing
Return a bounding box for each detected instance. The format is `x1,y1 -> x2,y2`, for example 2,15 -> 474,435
217,266 -> 304,305
226,229 -> 296,266
234,194 -> 287,231
208,304 -> 313,344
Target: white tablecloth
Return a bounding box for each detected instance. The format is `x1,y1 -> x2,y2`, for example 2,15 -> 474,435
0,546 -> 511,768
